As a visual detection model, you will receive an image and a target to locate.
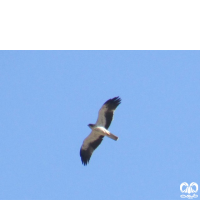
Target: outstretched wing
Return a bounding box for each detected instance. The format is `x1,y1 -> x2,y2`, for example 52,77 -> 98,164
96,96 -> 121,129
80,130 -> 104,165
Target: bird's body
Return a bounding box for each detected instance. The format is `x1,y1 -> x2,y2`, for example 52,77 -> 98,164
80,96 -> 121,165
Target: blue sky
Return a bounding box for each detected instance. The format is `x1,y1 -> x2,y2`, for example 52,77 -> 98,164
0,51 -> 200,200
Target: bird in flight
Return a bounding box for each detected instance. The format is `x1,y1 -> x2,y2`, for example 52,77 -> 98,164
80,96 -> 121,165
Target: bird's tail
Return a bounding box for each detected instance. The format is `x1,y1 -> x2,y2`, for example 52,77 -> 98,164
107,132 -> 118,141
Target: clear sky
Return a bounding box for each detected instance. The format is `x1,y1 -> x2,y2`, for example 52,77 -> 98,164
0,51 -> 199,200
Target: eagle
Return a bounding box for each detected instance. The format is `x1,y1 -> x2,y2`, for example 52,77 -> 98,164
80,96 -> 121,165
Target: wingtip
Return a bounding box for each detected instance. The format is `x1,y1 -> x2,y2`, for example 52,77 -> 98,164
113,96 -> 121,106
82,161 -> 88,166
105,96 -> 121,106
80,149 -> 89,166
81,157 -> 89,166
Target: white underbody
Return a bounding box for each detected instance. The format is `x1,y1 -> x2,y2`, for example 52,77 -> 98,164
89,126 -> 111,136
81,125 -> 118,149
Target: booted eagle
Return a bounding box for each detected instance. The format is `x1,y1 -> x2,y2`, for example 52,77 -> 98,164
80,96 -> 121,165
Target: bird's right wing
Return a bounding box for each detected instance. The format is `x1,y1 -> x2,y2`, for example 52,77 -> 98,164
80,130 -> 104,165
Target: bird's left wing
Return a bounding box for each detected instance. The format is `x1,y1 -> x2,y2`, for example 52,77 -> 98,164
96,96 -> 121,129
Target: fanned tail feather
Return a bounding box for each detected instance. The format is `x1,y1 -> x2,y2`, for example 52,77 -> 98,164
107,133 -> 118,141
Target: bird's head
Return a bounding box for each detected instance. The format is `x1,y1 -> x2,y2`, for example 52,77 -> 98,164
88,124 -> 95,129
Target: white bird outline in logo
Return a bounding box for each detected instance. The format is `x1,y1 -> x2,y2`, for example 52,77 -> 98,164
180,182 -> 198,199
